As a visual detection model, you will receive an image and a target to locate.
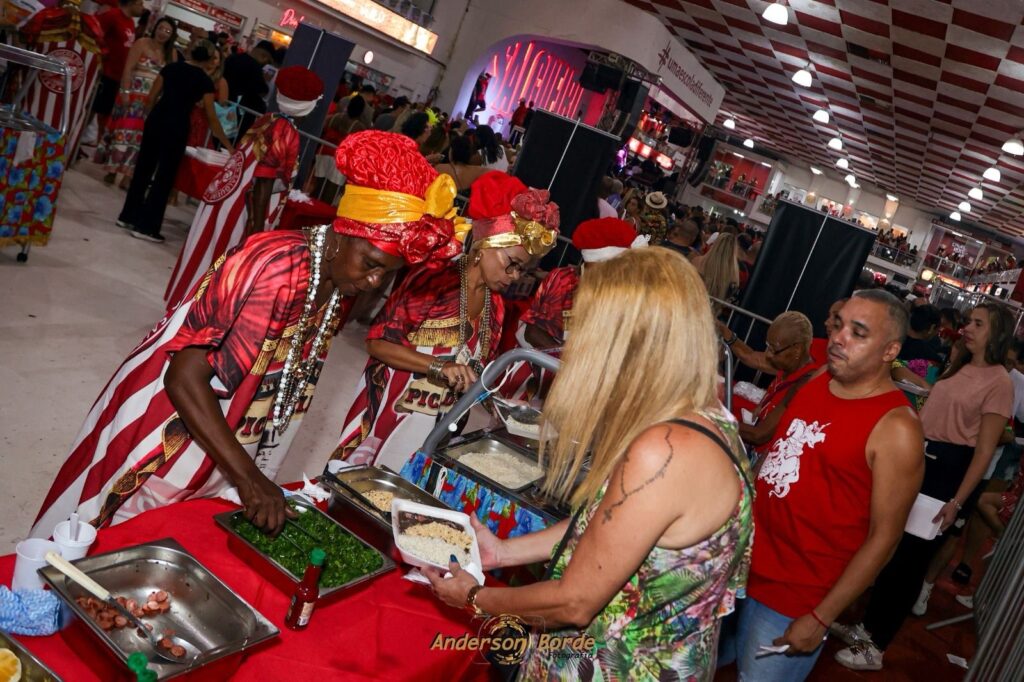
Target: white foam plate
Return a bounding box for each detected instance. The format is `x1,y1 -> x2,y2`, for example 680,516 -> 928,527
390,498 -> 484,584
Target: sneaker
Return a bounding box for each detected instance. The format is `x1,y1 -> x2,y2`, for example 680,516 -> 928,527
955,594 -> 974,609
951,562 -> 972,585
835,641 -> 884,671
130,230 -> 165,244
912,581 -> 934,616
115,219 -> 133,229
829,621 -> 871,647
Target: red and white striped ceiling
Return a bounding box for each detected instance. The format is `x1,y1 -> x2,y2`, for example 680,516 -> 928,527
623,0 -> 1024,237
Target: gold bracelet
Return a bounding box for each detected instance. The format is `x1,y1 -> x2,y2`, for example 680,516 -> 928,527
465,584 -> 486,617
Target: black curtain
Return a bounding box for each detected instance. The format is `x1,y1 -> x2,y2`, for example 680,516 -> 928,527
512,110 -> 621,269
732,200 -> 875,348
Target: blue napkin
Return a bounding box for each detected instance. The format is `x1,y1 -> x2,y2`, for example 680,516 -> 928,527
0,586 -> 61,636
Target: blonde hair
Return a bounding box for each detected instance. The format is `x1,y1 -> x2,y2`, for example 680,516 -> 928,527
540,248 -> 720,509
699,232 -> 740,301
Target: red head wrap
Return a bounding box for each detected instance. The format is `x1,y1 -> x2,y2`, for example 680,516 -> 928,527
333,131 -> 461,265
466,171 -> 560,256
275,66 -> 324,102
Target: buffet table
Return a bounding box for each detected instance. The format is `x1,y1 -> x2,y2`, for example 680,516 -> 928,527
0,499 -> 493,681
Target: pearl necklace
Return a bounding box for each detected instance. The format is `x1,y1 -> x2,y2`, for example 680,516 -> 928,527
272,225 -> 340,433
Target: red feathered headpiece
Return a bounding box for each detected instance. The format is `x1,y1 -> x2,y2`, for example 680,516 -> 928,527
334,131 -> 460,265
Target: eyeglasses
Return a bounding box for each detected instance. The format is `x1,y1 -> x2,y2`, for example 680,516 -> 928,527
497,250 -> 527,276
765,341 -> 799,355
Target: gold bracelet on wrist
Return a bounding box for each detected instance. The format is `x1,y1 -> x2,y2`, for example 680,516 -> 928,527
466,584 -> 486,617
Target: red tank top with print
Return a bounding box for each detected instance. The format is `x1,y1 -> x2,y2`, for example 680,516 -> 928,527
748,371 -> 912,617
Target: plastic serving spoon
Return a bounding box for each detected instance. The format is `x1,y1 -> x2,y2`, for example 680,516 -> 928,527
44,551 -> 197,664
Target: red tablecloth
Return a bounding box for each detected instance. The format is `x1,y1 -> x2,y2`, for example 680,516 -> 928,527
1,499 -> 493,681
277,197 -> 338,231
174,156 -> 224,200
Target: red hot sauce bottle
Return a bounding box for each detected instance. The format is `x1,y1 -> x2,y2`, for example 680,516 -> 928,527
285,547 -> 325,630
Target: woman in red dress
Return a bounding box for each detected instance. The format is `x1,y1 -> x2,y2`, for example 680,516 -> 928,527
334,171 -> 561,470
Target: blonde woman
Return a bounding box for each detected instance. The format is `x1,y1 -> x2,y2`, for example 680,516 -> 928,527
697,231 -> 741,304
427,248 -> 754,681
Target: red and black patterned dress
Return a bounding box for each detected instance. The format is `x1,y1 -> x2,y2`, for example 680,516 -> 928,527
501,265 -> 578,401
335,263 -> 505,471
32,231 -> 347,537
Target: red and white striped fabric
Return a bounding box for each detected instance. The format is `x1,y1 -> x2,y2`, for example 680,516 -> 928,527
164,114 -> 300,308
31,231 -> 338,538
24,39 -> 101,154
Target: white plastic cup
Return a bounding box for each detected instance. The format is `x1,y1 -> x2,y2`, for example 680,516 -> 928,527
53,520 -> 98,561
12,539 -> 61,592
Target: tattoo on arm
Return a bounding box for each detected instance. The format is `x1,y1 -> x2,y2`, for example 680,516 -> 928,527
602,426 -> 674,524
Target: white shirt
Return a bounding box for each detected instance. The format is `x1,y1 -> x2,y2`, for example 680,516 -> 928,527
597,198 -> 617,218
1010,368 -> 1024,422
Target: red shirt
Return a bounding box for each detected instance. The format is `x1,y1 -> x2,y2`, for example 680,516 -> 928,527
809,337 -> 828,368
749,372 -> 911,617
519,266 -> 579,345
97,7 -> 136,80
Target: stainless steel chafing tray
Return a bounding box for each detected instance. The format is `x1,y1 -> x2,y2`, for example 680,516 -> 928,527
38,537 -> 277,681
323,465 -> 450,528
0,628 -> 62,681
440,433 -> 546,493
214,499 -> 395,600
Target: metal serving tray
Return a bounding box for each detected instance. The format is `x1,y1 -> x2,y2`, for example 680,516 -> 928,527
214,499 -> 395,600
38,537 -> 276,681
0,628 -> 62,681
323,465 -> 449,528
440,433 -> 545,493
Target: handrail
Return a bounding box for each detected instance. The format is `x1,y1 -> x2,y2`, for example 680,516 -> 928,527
711,297 -> 773,325
420,349 -> 561,457
1,43 -> 71,137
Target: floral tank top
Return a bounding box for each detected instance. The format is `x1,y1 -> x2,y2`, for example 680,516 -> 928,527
518,409 -> 754,682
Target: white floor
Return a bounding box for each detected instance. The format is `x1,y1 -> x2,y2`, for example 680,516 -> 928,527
0,162 -> 371,555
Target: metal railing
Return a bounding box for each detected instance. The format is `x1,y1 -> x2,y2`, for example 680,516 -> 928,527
870,242 -> 920,269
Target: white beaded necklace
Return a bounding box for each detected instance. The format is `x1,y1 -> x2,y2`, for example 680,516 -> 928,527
272,225 -> 340,433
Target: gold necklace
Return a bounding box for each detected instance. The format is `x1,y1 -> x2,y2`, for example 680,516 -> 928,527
458,255 -> 491,362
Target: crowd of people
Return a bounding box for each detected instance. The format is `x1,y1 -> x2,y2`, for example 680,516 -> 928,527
20,8 -> 1023,678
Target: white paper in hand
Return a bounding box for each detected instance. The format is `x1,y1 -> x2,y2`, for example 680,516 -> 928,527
905,493 -> 945,540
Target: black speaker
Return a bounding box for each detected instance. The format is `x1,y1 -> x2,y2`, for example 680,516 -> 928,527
579,62 -> 622,92
616,80 -> 644,111
686,135 -> 717,186
514,111 -> 622,267
668,126 -> 695,147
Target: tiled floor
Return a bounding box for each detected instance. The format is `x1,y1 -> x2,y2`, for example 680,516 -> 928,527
0,162 -> 368,555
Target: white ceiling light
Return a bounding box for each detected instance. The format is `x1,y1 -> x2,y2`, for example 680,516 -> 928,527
810,166 -> 823,175
835,158 -> 849,170
968,187 -> 984,200
723,117 -> 736,130
743,138 -> 755,148
813,109 -> 830,124
844,173 -> 856,185
1002,137 -> 1024,156
950,211 -> 962,221
762,1 -> 789,26
827,136 -> 843,150
983,167 -> 1001,182
886,193 -> 898,202
958,201 -> 971,212
363,50 -> 374,65
792,66 -> 813,88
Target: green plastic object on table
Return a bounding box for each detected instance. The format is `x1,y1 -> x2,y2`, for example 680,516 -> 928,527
127,651 -> 157,682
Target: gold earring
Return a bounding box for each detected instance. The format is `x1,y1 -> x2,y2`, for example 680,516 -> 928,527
324,235 -> 341,262
474,253 -> 482,265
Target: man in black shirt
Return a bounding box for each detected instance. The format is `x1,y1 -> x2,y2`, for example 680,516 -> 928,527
224,40 -> 275,138
661,218 -> 701,261
898,304 -> 943,363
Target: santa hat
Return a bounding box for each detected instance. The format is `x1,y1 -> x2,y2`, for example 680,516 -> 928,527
573,217 -> 649,262
466,171 -> 560,257
334,130 -> 461,265
275,66 -> 324,117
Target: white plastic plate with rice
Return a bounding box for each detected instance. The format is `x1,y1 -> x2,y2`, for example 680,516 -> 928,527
390,499 -> 484,585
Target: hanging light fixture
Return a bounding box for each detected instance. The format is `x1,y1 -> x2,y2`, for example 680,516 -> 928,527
810,166 -> 823,175
743,138 -> 755,148
886,194 -> 899,202
762,1 -> 789,26
983,167 -> 1001,182
1002,136 -> 1024,156
835,158 -> 849,170
949,211 -> 962,221
813,109 -> 830,124
723,117 -> 736,130
958,201 -> 971,212
828,136 -> 843,151
844,173 -> 856,186
792,64 -> 813,88
968,187 -> 984,200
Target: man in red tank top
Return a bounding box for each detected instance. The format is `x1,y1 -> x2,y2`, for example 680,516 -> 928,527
726,290 -> 924,681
